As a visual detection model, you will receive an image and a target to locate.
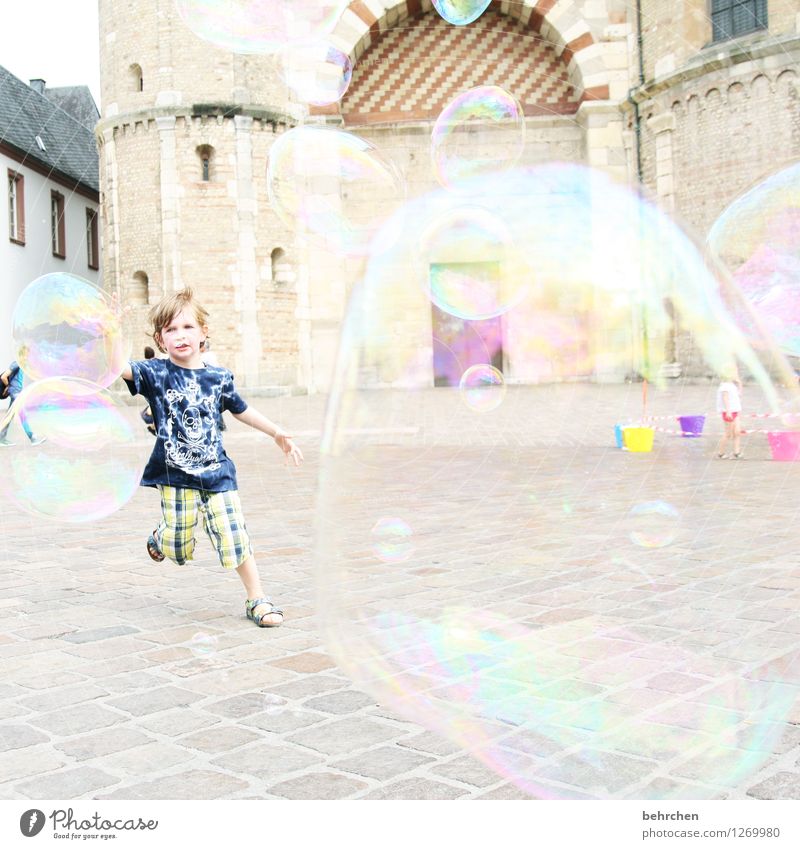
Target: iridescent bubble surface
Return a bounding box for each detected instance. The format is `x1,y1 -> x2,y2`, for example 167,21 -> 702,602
432,1 -> 492,26
281,41 -> 352,106
432,86 -> 525,189
627,501 -> 679,549
0,378 -> 147,523
708,161 -> 800,357
371,517 -> 414,563
12,273 -> 129,388
459,364 -> 505,412
267,126 -> 404,255
174,0 -> 348,55
316,164 -> 800,798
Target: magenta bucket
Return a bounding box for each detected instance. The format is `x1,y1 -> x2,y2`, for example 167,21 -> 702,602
677,415 -> 705,437
767,431 -> 800,461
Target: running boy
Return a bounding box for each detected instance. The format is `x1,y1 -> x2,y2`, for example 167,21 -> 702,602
120,288 -> 303,627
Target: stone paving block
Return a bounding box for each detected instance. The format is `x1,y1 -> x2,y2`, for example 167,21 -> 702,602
476,783 -> 538,800
302,689 -> 376,715
0,743 -> 66,784
431,754 -> 511,789
1,726 -> 46,755
287,716 -> 403,756
73,655 -> 150,678
672,748 -> 775,787
332,744 -> 435,780
747,771 -> 800,800
201,693 -> 275,719
28,702 -> 127,736
397,730 -> 463,757
211,741 -> 324,777
267,771 -> 369,800
15,766 -> 120,799
135,709 -> 222,737
178,664 -> 296,696
17,683 -> 110,713
95,741 -> 196,774
54,726 -> 154,761
362,777 -> 470,799
536,750 -> 659,795
60,625 -> 141,644
178,724 -> 262,754
98,769 -> 249,800
105,685 -> 206,716
269,675 -> 349,701
242,709 -> 325,735
268,651 -> 337,673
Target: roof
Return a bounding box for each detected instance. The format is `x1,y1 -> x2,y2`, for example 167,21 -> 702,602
43,85 -> 99,131
0,65 -> 99,192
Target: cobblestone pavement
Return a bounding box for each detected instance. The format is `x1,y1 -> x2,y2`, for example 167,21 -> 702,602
1,384 -> 799,801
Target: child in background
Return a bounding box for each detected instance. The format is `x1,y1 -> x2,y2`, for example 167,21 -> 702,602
120,288 -> 303,627
0,360 -> 44,446
716,368 -> 743,459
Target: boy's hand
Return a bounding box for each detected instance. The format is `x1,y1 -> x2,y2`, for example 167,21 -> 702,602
274,432 -> 303,466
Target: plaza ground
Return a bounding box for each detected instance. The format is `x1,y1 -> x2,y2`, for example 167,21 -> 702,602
0,384 -> 799,800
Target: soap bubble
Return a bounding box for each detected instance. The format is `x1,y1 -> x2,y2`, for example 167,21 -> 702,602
459,364 -> 505,412
421,205 -> 527,320
316,164 -> 800,798
708,161 -> 800,357
626,501 -> 679,549
174,0 -> 348,55
432,86 -> 525,189
281,41 -> 352,105
267,126 -> 404,255
432,1 -> 492,26
190,633 -> 219,656
0,378 -> 147,523
371,517 -> 414,563
12,273 -> 129,388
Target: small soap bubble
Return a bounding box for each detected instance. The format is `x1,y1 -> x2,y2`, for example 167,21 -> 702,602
12,273 -> 129,388
262,693 -> 288,715
708,161 -> 800,357
431,86 -> 525,190
627,501 -> 679,549
432,1 -> 492,26
459,364 -> 505,413
281,41 -> 352,106
267,126 -> 404,255
371,517 -> 414,563
0,378 -> 148,523
174,0 -> 349,55
189,633 -> 219,657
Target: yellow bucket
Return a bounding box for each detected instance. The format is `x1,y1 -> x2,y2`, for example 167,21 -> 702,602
623,427 -> 654,453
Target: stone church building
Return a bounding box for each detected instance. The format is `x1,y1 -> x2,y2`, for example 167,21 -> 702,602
96,0 -> 800,390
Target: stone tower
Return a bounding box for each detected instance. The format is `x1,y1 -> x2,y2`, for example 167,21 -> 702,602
96,0 -> 306,389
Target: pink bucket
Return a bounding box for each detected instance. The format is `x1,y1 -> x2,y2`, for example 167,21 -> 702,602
767,431 -> 800,461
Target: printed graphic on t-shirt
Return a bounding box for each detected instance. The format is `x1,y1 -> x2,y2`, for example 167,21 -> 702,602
163,377 -> 222,475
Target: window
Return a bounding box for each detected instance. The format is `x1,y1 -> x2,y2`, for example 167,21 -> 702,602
197,145 -> 214,181
131,271 -> 149,305
130,63 -> 143,92
51,191 -> 65,258
86,208 -> 99,270
711,0 -> 767,43
8,170 -> 25,244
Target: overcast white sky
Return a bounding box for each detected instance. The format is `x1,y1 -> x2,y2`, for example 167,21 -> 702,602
1,1 -> 101,106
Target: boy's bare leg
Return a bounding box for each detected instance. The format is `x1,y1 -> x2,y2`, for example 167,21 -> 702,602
235,555 -> 282,625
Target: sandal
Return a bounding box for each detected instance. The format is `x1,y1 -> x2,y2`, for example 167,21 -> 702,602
246,597 -> 283,628
146,530 -> 165,562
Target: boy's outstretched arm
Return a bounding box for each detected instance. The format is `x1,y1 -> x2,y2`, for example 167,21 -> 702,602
233,407 -> 304,466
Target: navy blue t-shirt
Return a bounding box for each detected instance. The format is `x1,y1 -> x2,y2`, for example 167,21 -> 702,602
125,358 -> 247,491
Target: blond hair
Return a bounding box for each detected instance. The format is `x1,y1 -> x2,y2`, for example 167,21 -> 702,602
149,287 -> 210,352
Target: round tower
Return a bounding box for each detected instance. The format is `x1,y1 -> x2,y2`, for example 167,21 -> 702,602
97,0 -> 305,388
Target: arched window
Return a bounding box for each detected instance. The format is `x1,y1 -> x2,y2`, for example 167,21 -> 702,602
131,271 -> 149,305
197,144 -> 214,181
271,247 -> 293,286
130,64 -> 143,92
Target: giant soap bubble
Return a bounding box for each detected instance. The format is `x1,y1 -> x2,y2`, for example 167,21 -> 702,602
267,126 -> 404,255
12,273 -> 129,388
0,378 -> 147,523
316,164 -> 800,798
708,161 -> 800,357
174,0 -> 348,55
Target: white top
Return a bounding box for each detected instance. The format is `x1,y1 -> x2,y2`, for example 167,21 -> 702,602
716,381 -> 742,413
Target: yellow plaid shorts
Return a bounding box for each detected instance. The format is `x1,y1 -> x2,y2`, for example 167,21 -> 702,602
156,485 -> 253,570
